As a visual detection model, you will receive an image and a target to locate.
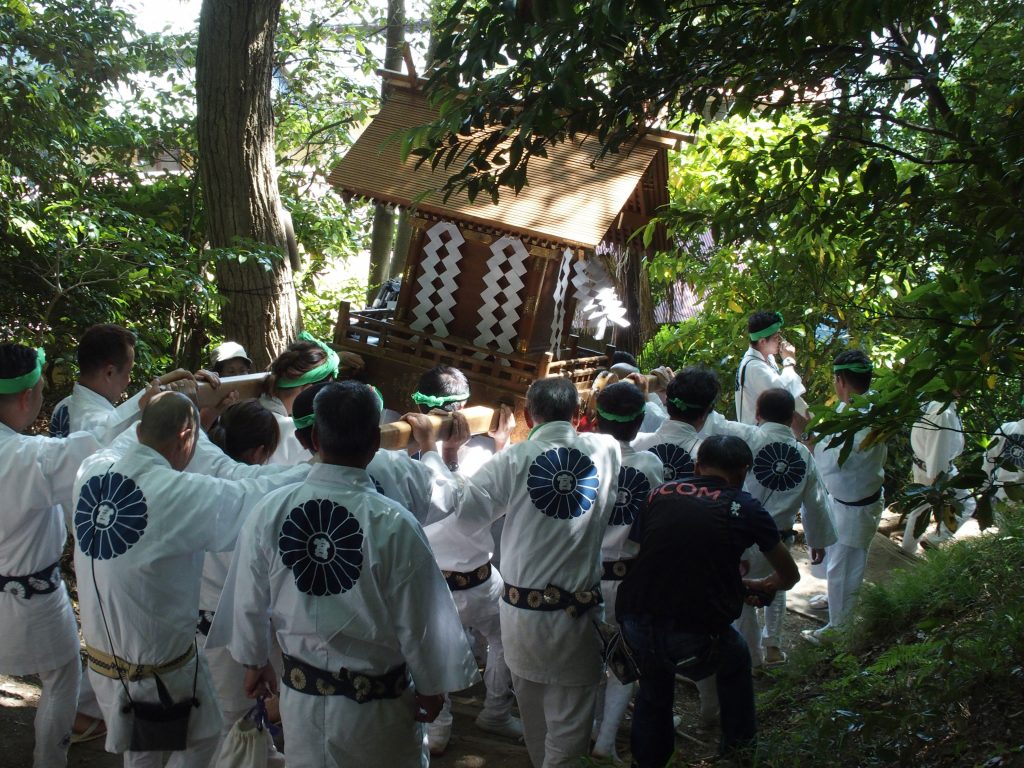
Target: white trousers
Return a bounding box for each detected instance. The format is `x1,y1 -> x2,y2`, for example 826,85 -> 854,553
825,543 -> 869,628
451,571 -> 513,721
593,674 -> 634,754
902,492 -> 976,553
512,674 -> 597,768
200,626 -> 284,766
123,735 -> 219,768
279,685 -> 426,767
77,664 -> 104,718
593,578 -> 633,752
203,644 -> 250,739
34,656 -> 80,768
735,594 -> 787,666
734,541 -> 790,663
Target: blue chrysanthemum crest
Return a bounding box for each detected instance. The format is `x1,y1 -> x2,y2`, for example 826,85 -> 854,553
279,499 -> 364,596
649,443 -> 694,482
49,402 -> 70,438
75,472 -> 148,560
526,447 -> 600,520
1002,434 -> 1024,470
611,465 -> 651,526
752,442 -> 806,492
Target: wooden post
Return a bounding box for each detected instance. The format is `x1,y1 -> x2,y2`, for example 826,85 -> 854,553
334,300 -> 351,345
394,219 -> 427,325
537,351 -> 553,380
516,253 -> 550,354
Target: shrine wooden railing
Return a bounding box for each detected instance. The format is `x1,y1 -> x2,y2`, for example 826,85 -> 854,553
334,301 -> 608,395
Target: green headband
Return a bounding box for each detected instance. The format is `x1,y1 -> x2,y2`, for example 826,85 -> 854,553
749,313 -> 784,341
277,331 -> 340,388
292,412 -> 315,431
370,385 -> 384,411
833,362 -> 873,374
596,404 -> 646,423
669,396 -> 704,412
411,391 -> 470,409
0,348 -> 45,394
293,384 -> 383,431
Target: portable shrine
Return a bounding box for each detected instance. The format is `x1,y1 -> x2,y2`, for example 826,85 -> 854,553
327,73 -> 683,419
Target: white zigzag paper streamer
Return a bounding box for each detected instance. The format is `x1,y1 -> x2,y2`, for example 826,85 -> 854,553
473,236 -> 529,358
410,221 -> 464,347
549,248 -> 575,353
571,259 -> 630,340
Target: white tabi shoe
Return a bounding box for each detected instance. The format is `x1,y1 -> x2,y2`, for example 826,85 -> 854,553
474,713 -> 524,740
426,719 -> 452,756
807,593 -> 829,610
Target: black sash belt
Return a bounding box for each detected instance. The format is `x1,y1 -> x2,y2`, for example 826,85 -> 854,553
0,560 -> 61,600
834,488 -> 883,507
442,562 -> 491,591
281,653 -> 409,702
502,582 -> 602,619
602,559 -> 634,581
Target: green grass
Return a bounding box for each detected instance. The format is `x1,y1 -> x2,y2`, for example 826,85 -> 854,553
752,509 -> 1024,767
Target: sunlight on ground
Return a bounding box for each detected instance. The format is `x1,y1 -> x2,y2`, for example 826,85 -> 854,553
0,676 -> 40,708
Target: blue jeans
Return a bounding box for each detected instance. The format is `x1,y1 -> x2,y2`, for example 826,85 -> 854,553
620,614 -> 755,766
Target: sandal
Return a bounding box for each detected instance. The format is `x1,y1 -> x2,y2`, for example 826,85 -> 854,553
70,717 -> 107,744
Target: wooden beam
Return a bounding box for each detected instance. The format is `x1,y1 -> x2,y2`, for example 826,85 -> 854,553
196,373 -> 267,408
196,376 -> 497,451
380,405 -> 495,451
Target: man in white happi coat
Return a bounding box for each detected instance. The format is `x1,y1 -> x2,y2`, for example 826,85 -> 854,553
444,377 -> 621,768
609,362 -> 674,435
985,416 -> 1024,506
261,332 -> 340,466
903,399 -> 973,552
735,311 -> 807,426
405,365 -> 521,754
229,382 -> 479,768
68,323 -> 196,445
67,324 -> 209,734
804,350 -> 887,643
716,388 -> 837,666
73,392 -> 309,768
0,344 -> 103,767
633,366 -> 723,482
98,399 -> 291,761
591,381 -> 664,762
289,381 -> 456,527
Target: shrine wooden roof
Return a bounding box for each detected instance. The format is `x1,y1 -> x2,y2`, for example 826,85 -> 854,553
327,80 -> 684,250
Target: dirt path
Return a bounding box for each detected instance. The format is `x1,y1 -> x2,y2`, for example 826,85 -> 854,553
0,539 -> 918,767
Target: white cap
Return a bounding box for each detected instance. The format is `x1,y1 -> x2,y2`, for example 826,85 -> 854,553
210,341 -> 252,368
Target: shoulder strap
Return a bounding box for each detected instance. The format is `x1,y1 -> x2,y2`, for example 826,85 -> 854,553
736,359 -> 752,421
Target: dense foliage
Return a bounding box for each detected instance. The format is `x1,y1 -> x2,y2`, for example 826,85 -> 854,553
0,0 -> 381,386
0,0 -> 212,377
418,0 -> 1024,520
752,509 -> 1024,767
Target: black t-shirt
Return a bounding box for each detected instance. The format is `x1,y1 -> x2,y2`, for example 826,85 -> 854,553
615,474 -> 781,633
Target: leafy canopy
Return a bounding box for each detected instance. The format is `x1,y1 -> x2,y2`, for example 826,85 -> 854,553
417,0 -> 1024,523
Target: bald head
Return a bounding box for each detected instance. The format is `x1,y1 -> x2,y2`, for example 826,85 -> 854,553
137,391 -> 199,470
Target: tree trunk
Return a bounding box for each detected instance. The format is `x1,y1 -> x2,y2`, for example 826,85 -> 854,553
367,204 -> 395,305
366,0 -> 406,304
390,208 -> 413,279
196,0 -> 299,370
